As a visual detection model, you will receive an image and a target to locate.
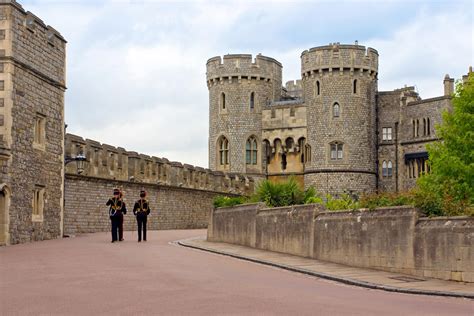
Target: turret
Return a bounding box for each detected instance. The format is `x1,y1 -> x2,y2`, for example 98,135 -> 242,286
207,54 -> 282,177
301,43 -> 379,195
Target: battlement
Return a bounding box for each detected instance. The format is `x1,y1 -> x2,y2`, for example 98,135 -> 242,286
206,53 -> 282,86
0,0 -> 66,43
301,42 -> 378,77
65,134 -> 254,196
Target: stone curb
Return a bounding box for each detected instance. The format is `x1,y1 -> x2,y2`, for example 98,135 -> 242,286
177,239 -> 474,300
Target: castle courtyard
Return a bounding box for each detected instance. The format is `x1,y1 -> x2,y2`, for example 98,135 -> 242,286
1,230 -> 472,315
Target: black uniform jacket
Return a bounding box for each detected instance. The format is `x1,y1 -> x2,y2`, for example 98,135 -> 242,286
106,198 -> 127,217
133,199 -> 151,218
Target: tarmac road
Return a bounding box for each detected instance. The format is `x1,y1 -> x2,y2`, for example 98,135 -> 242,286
0,229 -> 472,315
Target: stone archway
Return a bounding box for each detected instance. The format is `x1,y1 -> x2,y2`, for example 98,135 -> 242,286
0,183 -> 10,245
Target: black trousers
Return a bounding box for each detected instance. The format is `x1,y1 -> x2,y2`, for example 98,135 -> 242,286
137,215 -> 147,241
111,216 -> 120,241
118,213 -> 124,241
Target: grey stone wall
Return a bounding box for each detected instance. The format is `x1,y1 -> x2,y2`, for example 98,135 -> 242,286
208,204 -> 474,282
64,175 -> 234,235
0,1 -> 66,245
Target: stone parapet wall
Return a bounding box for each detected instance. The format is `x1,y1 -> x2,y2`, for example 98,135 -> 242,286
64,174 -> 236,235
208,204 -> 474,282
65,133 -> 254,196
301,43 -> 378,76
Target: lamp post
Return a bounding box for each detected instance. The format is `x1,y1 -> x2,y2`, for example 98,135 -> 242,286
65,154 -> 87,174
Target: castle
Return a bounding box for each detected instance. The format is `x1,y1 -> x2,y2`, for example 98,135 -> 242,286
207,45 -> 470,195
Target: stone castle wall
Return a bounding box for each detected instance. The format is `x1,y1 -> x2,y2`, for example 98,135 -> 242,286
64,134 -> 254,234
208,204 -> 474,282
0,1 -> 66,245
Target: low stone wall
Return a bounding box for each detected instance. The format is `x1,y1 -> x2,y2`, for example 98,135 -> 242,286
208,204 -> 474,282
64,174 -> 235,235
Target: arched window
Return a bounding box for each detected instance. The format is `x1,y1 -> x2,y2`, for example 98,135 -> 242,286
353,79 -> 357,94
330,142 -> 343,160
416,119 -> 419,137
246,136 -> 258,165
382,161 -> 387,177
316,80 -> 320,96
427,118 -> 431,135
298,137 -> 306,163
412,120 -> 416,138
333,102 -> 340,117
220,92 -> 226,110
423,118 -> 426,136
304,144 -> 311,163
250,92 -> 255,109
263,139 -> 271,164
218,136 -> 229,165
285,137 -> 294,150
388,161 -> 393,177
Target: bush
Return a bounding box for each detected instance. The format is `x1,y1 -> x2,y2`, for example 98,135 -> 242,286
213,195 -> 246,208
359,192 -> 414,210
325,194 -> 359,211
254,177 -> 318,207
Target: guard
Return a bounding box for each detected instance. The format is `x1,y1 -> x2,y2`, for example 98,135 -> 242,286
133,190 -> 151,242
106,188 -> 127,243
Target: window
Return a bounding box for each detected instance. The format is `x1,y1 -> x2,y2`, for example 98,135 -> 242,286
416,119 -> 419,137
33,114 -> 46,147
427,118 -> 431,135
388,161 -> 393,177
32,187 -> 45,222
246,136 -> 258,165
382,161 -> 388,177
333,102 -> 340,118
382,127 -> 392,141
304,144 -> 311,163
412,120 -> 416,138
353,79 -> 357,94
220,92 -> 226,110
316,80 -> 320,96
330,143 -> 343,160
423,118 -> 426,136
281,153 -> 287,170
250,92 -> 255,109
218,137 -> 229,165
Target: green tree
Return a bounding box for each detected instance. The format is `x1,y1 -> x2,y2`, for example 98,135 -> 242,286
417,73 -> 474,216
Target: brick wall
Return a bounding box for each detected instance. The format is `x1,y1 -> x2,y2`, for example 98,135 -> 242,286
64,174 -> 233,235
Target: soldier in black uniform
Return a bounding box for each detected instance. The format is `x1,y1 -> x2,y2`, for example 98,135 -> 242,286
133,190 -> 151,242
106,188 -> 127,243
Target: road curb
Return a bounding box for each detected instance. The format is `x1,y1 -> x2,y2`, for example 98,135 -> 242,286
177,239 -> 474,299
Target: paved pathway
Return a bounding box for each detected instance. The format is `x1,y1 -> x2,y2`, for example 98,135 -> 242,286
0,230 -> 472,315
180,236 -> 474,298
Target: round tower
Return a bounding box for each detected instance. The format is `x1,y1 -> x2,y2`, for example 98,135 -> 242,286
302,43 -> 379,196
206,54 -> 282,177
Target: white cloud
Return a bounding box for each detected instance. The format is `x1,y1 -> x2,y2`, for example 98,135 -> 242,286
366,6 -> 473,98
21,0 -> 474,168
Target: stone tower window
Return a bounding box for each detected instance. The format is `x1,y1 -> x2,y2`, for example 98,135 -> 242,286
281,153 -> 287,170
220,93 -> 226,110
316,80 -> 320,96
250,92 -> 255,109
333,102 -> 340,118
388,161 -> 393,177
32,186 -> 45,222
246,136 -> 258,165
33,113 -> 46,149
427,118 -> 430,135
382,161 -> 387,177
330,142 -> 343,160
353,79 -> 357,94
218,136 -> 229,165
382,127 -> 392,141
304,144 -> 311,163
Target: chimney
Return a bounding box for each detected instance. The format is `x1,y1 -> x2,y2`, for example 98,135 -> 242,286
443,74 -> 454,96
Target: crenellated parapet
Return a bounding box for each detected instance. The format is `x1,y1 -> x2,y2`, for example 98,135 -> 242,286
301,43 -> 378,79
65,134 -> 254,195
206,54 -> 282,87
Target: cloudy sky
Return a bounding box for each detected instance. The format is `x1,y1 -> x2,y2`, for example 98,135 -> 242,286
23,0 -> 472,167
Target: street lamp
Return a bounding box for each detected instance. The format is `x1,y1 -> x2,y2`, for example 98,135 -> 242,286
65,154 -> 87,174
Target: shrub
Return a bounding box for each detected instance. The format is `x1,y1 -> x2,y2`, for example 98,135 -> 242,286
359,192 -> 414,210
325,194 -> 359,211
213,195 -> 246,208
254,177 -> 317,207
